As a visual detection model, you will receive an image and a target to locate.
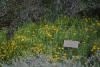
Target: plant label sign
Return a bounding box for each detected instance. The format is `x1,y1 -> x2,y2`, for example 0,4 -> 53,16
63,40 -> 80,48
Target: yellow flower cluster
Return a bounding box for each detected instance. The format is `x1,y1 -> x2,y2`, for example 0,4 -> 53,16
91,44 -> 100,54
16,35 -> 29,41
48,47 -> 67,62
51,25 -> 59,32
62,53 -> 67,60
31,44 -> 44,55
48,55 -> 60,62
0,41 -> 17,60
45,31 -> 52,38
10,41 -> 17,50
48,52 -> 67,62
37,24 -> 60,40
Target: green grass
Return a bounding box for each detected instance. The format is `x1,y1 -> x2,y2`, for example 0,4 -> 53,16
0,16 -> 100,63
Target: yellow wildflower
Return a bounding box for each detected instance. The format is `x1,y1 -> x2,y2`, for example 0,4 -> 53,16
93,45 -> 96,50
53,28 -> 58,32
21,38 -> 25,41
63,53 -> 67,56
47,33 -> 52,38
54,55 -> 58,58
52,25 -> 55,28
91,44 -> 98,53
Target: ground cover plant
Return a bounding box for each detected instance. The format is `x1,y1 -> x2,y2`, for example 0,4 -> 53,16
0,17 -> 100,67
